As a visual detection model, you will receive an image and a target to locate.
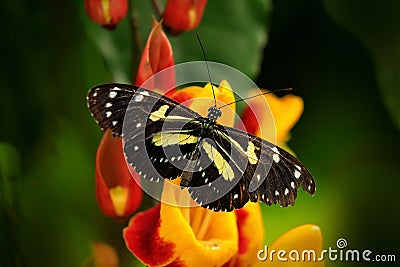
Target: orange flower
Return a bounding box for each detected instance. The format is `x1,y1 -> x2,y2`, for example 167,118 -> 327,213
94,22 -> 176,218
136,19 -> 176,96
240,89 -> 304,148
162,0 -> 208,35
96,130 -> 142,219
84,0 -> 128,30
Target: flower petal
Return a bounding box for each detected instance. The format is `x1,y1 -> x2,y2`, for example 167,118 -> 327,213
96,130 -> 142,218
234,203 -> 265,266
254,224 -> 324,267
84,0 -> 128,29
240,90 -> 304,145
171,80 -> 236,126
163,0 -> 208,35
136,19 -> 176,95
123,204 -> 177,266
124,182 -> 239,267
160,183 -> 238,266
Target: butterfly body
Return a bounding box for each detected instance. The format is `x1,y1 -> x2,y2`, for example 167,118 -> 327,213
87,83 -> 315,212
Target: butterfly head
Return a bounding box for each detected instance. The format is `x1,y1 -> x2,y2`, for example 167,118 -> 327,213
207,106 -> 222,122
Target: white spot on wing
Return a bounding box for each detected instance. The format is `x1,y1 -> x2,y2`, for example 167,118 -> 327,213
109,91 -> 117,98
295,165 -> 301,171
273,153 -> 280,163
275,190 -> 280,196
234,194 -> 239,199
284,188 -> 289,195
136,122 -> 142,128
294,170 -> 301,179
291,181 -> 295,189
105,102 -> 112,108
272,146 -> 279,154
112,121 -> 118,126
106,111 -> 112,118
139,91 -> 150,96
134,146 -> 139,151
134,94 -> 144,102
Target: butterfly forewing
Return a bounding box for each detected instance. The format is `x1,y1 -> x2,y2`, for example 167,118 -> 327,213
87,84 -> 137,136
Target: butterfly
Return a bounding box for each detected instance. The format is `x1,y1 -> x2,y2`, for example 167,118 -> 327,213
87,83 -> 315,212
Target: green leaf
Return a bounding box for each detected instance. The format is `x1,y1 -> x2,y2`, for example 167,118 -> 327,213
170,0 -> 272,81
324,0 -> 400,130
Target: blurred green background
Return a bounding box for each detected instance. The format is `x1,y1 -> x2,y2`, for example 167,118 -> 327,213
1,0 -> 399,266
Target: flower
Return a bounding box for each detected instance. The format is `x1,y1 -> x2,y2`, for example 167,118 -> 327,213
162,0 -> 208,35
239,90 -> 304,148
136,19 -> 176,96
95,130 -> 142,219
84,0 -> 128,30
122,81 -> 322,266
94,21 -> 176,219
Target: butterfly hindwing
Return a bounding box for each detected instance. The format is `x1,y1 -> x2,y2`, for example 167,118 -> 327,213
185,124 -> 315,211
221,126 -> 315,207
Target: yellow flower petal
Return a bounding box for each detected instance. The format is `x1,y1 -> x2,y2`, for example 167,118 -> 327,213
254,224 -> 324,267
108,186 -> 128,217
261,92 -> 304,145
159,182 -> 238,266
234,202 -> 265,266
243,89 -> 304,145
171,80 -> 236,126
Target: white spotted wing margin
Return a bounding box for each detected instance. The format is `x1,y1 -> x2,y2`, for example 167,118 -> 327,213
221,126 -> 315,207
87,84 -> 137,136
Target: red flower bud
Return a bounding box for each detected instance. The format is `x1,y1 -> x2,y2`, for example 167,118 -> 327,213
136,19 -> 176,95
84,0 -> 128,30
96,130 -> 142,219
162,0 -> 207,35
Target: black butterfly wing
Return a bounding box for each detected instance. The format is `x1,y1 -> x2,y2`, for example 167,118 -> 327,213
220,126 -> 315,206
88,83 -> 204,182
183,125 -> 251,212
87,83 -> 137,136
186,123 -> 315,211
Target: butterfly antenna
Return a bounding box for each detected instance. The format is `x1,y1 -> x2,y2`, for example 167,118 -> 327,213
218,88 -> 293,109
196,34 -> 217,107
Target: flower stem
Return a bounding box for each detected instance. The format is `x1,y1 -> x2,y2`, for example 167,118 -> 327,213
128,0 -> 142,84
150,0 -> 162,20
